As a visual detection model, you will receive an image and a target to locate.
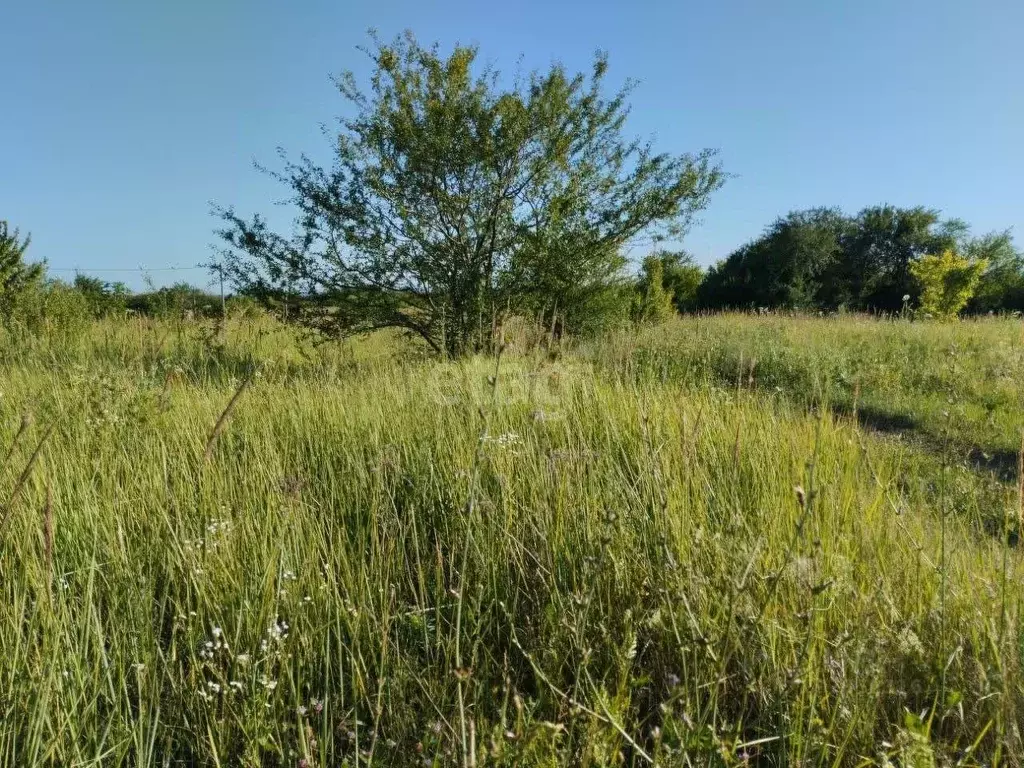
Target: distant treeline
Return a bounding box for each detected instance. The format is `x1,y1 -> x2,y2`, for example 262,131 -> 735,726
691,205 -> 1022,314
3,205 -> 1020,344
68,277 -> 224,318
42,204 -> 1024,324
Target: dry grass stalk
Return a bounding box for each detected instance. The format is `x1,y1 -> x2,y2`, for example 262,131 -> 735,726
0,422 -> 55,534
1018,430 -> 1024,529
43,478 -> 53,582
1,412 -> 33,474
204,372 -> 254,461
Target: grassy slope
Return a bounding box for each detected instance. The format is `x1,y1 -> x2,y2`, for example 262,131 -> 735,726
0,316 -> 1021,765
594,314 -> 1024,478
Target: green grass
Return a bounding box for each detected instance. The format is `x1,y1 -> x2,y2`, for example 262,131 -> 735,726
0,314 -> 1022,765
593,313 -> 1024,477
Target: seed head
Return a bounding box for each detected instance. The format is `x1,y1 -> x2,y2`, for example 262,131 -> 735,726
794,485 -> 806,509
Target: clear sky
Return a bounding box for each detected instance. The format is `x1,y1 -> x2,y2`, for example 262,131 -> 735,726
2,0 -> 1022,287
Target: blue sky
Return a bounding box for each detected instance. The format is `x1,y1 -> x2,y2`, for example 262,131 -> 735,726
2,0 -> 1022,287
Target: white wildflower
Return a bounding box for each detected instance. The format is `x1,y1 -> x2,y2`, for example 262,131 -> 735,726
480,432 -> 520,447
259,674 -> 278,691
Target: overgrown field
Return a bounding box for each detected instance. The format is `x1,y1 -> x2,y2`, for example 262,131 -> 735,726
1,315 -> 1023,766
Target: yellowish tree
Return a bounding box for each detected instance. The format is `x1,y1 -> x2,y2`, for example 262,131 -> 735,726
631,254 -> 676,324
909,249 -> 987,319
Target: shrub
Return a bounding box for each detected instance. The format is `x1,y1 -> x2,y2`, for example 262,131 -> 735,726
72,275 -> 131,318
631,254 -> 676,325
0,220 -> 44,323
128,282 -> 221,319
224,294 -> 263,320
909,250 -> 987,319
6,278 -> 91,336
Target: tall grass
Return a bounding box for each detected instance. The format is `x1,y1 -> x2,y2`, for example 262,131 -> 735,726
591,313 -> 1024,474
0,315 -> 1021,765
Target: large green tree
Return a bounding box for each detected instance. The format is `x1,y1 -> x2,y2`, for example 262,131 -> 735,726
965,230 -> 1024,313
699,208 -> 849,310
0,221 -> 44,312
215,32 -> 723,356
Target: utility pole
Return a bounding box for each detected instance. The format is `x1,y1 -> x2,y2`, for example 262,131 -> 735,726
218,263 -> 226,317
216,262 -> 227,342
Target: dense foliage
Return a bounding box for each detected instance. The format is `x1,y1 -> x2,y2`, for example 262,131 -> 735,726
630,254 -> 675,324
0,220 -> 44,320
72,274 -> 131,318
910,249 -> 987,319
965,230 -> 1024,313
700,206 -> 986,312
126,281 -> 223,319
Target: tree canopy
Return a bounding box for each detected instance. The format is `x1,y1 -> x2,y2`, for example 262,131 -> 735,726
698,208 -> 849,310
965,231 -> 1024,313
0,221 -> 43,311
698,205 -> 1004,314
73,274 -> 130,318
215,32 -> 724,355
